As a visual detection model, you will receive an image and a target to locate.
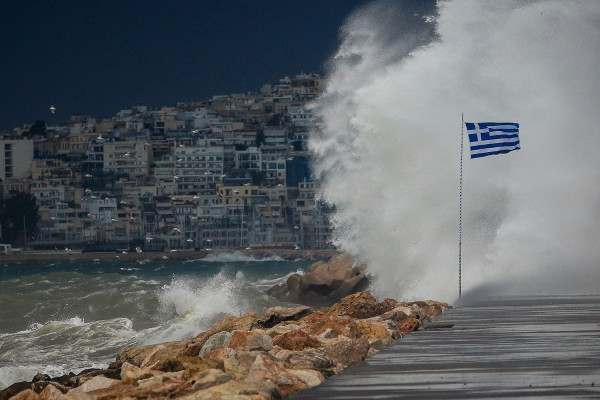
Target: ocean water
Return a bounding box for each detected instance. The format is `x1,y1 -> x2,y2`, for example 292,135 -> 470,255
0,252 -> 315,389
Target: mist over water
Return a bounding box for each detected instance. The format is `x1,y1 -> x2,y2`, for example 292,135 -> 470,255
310,0 -> 600,303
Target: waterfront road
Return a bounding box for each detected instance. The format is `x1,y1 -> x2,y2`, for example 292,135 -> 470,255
292,294 -> 600,399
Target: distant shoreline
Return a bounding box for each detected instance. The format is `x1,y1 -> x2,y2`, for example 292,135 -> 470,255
0,248 -> 338,265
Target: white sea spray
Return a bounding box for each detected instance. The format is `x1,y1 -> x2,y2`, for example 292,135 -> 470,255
311,0 -> 600,303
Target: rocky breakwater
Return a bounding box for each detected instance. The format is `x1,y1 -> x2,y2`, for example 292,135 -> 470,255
267,255 -> 369,307
1,292 -> 450,400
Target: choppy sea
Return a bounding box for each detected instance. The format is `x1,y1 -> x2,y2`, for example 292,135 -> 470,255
0,252 -> 315,389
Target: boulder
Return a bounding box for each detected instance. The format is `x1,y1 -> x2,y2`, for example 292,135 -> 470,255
298,311 -> 362,339
267,255 -> 369,306
322,337 -> 371,368
184,311 -> 261,357
0,381 -> 31,400
286,349 -> 336,372
247,353 -> 323,397
256,305 -> 313,329
67,376 -> 117,394
120,362 -> 161,381
227,330 -> 273,352
356,320 -> 394,345
38,385 -> 63,400
328,291 -> 397,319
6,389 -> 39,400
30,382 -> 67,396
185,369 -> 233,391
272,329 -> 322,351
199,331 -> 233,359
114,341 -> 187,369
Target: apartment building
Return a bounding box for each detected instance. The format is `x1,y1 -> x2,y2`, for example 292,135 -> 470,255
235,147 -> 261,171
290,73 -> 327,98
30,180 -> 66,209
0,138 -> 33,182
81,196 -> 117,225
103,140 -> 152,179
173,144 -> 224,195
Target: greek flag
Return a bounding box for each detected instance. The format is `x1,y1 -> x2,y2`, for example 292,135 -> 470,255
465,122 -> 520,159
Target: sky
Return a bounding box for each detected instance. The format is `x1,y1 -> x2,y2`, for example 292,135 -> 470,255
0,0 -> 372,131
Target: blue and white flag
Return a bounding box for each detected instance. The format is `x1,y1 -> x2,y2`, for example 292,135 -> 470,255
465,122 -> 520,159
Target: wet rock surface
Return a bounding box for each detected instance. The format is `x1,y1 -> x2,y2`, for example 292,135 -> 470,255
1,292 -> 449,400
267,255 -> 371,307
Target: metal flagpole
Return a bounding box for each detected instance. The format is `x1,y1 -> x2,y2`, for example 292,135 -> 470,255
458,113 -> 464,298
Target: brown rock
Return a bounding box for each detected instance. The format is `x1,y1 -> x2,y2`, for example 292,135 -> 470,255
287,369 -> 325,389
30,375 -> 50,384
88,371 -> 187,399
160,357 -> 224,374
63,391 -> 94,400
266,323 -> 301,337
269,346 -> 296,362
6,389 -> 39,400
356,320 -> 394,345
185,369 -> 233,392
272,329 -> 322,351
0,381 -> 31,400
199,331 -> 232,359
298,311 -> 362,338
67,376 -> 117,394
267,255 -> 370,307
328,291 -> 397,319
195,312 -> 260,339
322,337 -> 370,368
247,353 -> 318,397
38,385 -> 63,400
185,311 -> 261,358
398,300 -> 450,320
380,298 -> 400,309
256,306 -> 313,329
183,378 -> 281,400
228,331 -> 273,352
384,305 -> 416,320
286,349 -> 335,372
114,341 -> 187,368
120,362 -> 161,381
396,317 -> 421,335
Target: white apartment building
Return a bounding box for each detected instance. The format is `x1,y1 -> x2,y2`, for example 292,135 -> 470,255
261,159 -> 286,183
103,140 -> 152,179
235,147 -> 261,170
81,196 -> 117,225
174,144 -> 224,195
30,180 -> 66,209
0,138 -> 34,181
288,104 -> 315,126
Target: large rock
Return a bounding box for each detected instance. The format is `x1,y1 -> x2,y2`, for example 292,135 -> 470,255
247,353 -> 324,397
328,291 -> 397,319
256,305 -> 313,329
267,255 -> 369,306
272,329 -> 322,351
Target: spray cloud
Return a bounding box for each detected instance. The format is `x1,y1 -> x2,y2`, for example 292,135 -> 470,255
310,0 -> 600,303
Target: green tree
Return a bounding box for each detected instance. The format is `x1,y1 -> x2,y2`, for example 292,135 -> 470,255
266,114 -> 282,127
0,192 -> 40,246
255,130 -> 265,147
23,120 -> 46,137
251,171 -> 265,186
